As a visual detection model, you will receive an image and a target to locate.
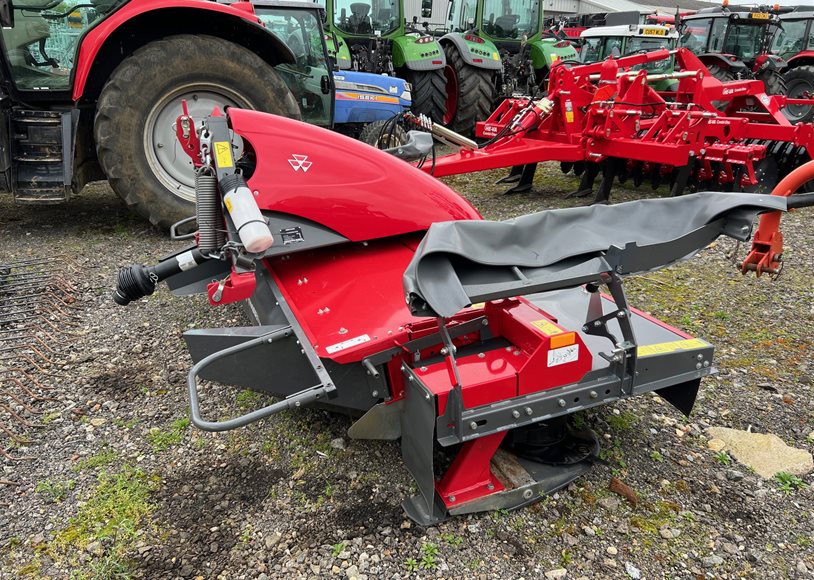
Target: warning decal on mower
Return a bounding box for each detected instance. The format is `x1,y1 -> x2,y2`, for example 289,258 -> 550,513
548,344 -> 579,367
637,338 -> 710,358
326,334 -> 371,354
531,319 -> 563,336
214,141 -> 233,168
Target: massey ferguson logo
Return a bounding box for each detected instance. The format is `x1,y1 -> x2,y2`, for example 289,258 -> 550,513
288,154 -> 312,172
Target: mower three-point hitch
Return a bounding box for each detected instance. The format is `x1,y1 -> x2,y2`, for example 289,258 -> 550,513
114,107 -> 813,524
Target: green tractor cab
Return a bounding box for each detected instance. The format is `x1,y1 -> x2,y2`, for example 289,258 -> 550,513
438,0 -> 577,135
580,24 -> 678,92
322,0 -> 447,121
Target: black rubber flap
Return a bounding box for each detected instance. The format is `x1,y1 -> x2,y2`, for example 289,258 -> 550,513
403,192 -> 787,317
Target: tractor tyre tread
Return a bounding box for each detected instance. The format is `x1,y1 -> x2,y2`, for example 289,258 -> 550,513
706,64 -> 737,83
782,65 -> 814,123
359,120 -> 408,148
403,68 -> 446,124
95,34 -> 300,229
443,44 -> 494,137
759,69 -> 787,96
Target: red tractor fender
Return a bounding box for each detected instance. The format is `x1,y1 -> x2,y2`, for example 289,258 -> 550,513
72,0 -> 277,101
785,52 -> 814,69
696,53 -> 750,73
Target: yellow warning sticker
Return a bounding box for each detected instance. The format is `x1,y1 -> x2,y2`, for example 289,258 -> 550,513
469,302 -> 485,310
224,196 -> 233,213
531,319 -> 563,336
637,338 -> 710,358
565,110 -> 574,123
214,141 -> 233,168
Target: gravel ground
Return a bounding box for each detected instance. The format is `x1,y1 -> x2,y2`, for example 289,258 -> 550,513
1,165 -> 813,580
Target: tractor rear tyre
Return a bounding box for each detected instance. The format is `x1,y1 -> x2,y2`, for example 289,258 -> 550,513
442,44 -> 494,137
403,68 -> 446,124
783,65 -> 814,124
758,69 -> 787,96
95,35 -> 300,229
360,120 -> 408,148
706,64 -> 736,84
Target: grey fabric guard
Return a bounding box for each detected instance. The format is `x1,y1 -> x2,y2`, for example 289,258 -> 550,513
403,192 -> 788,318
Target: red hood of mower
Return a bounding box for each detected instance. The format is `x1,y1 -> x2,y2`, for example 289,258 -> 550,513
228,109 -> 481,241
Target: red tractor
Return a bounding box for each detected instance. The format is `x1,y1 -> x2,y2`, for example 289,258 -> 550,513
0,0 -> 333,228
678,3 -> 787,95
771,9 -> 814,122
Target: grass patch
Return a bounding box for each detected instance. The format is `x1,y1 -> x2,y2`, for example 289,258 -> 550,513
146,418 -> 190,452
607,411 -> 637,431
73,448 -> 119,472
35,478 -> 76,503
52,465 -> 159,577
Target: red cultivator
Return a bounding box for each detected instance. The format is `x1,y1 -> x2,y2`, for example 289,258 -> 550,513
427,48 -> 814,202
114,108 -> 813,524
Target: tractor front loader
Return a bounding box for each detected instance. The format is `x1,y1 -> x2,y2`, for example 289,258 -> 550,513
426,48 -> 814,201
112,105 -> 813,524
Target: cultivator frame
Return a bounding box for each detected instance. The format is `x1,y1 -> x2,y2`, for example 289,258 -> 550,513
428,48 -> 814,201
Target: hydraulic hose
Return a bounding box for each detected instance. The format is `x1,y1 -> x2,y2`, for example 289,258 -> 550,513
113,249 -> 208,306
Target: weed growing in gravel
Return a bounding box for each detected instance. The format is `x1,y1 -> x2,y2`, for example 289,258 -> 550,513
73,448 -> 118,472
236,389 -> 264,411
420,543 -> 439,570
775,472 -> 807,495
35,478 -> 76,503
441,533 -> 463,547
146,417 -> 190,452
650,451 -> 664,462
607,411 -> 637,431
331,542 -> 345,557
714,451 -> 732,466
404,557 -> 419,571
52,465 -> 159,576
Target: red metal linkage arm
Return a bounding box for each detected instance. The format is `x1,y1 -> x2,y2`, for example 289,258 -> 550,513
741,160 -> 814,276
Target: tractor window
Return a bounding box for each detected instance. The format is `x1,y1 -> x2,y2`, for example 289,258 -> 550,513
707,18 -> 728,52
454,0 -> 476,32
257,8 -> 332,127
771,20 -> 807,59
481,0 -> 539,40
626,36 -> 673,73
680,18 -> 712,54
722,22 -> 765,61
333,0 -> 400,36
580,37 -> 602,63
602,36 -> 623,59
1,0 -> 125,91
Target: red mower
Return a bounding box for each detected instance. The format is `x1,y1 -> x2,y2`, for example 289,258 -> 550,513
113,107 -> 813,524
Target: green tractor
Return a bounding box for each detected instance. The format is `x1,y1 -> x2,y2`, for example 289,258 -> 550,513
438,0 -> 578,135
323,0 -> 447,121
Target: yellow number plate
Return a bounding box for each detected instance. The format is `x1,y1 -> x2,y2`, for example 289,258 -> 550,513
642,27 -> 667,36
750,12 -> 770,19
